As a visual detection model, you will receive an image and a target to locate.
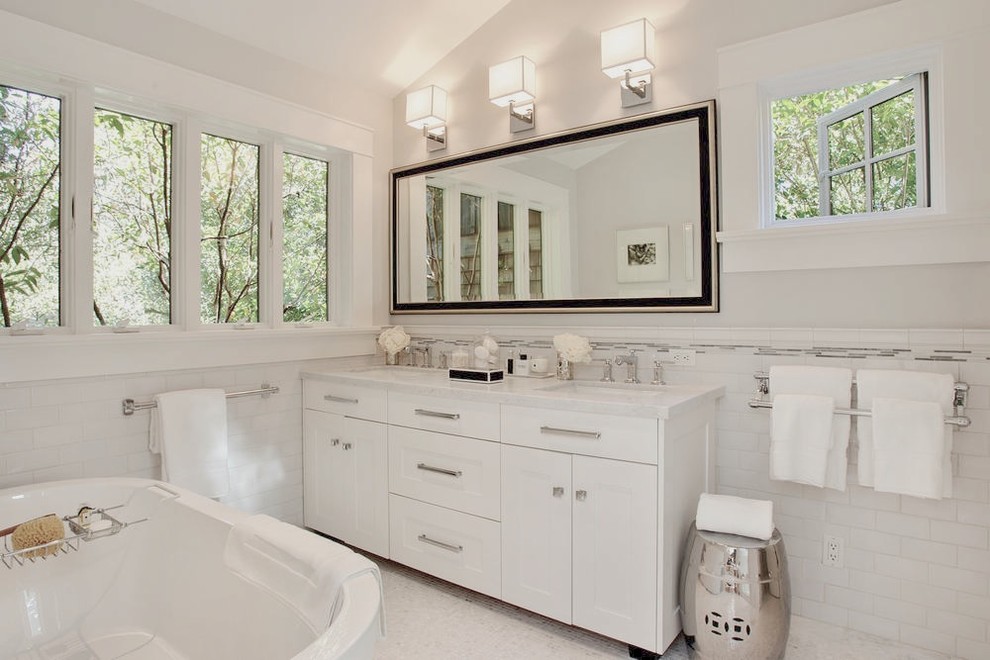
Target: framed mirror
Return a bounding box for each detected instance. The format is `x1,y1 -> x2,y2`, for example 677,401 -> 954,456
390,100 -> 718,314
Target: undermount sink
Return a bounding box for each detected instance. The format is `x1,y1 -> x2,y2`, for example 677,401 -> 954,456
539,380 -> 669,398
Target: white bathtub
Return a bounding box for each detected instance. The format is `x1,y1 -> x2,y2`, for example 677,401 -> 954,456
0,478 -> 382,659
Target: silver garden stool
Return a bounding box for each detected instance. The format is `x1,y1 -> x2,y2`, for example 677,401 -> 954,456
679,522 -> 790,659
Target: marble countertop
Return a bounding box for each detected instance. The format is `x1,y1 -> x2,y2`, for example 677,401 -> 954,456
302,366 -> 725,419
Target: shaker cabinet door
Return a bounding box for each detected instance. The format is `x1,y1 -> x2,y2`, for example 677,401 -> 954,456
572,455 -> 658,650
501,445 -> 572,623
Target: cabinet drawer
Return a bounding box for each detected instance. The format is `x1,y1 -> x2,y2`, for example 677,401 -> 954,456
388,392 -> 499,441
389,494 -> 501,598
501,405 -> 658,464
304,379 -> 386,421
389,426 -> 500,520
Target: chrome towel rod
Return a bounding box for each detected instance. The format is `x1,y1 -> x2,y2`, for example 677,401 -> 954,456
122,384 -> 279,416
746,398 -> 971,428
749,372 -> 971,428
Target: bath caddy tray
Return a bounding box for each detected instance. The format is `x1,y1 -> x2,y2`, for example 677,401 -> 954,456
1,505 -> 146,569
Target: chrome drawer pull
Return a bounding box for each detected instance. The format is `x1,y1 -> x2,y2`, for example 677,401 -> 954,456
324,394 -> 359,404
417,534 -> 463,553
414,408 -> 461,420
539,425 -> 601,439
552,486 -> 564,497
417,463 -> 463,478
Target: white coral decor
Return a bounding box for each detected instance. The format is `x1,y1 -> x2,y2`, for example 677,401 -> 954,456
377,325 -> 411,356
552,333 -> 593,363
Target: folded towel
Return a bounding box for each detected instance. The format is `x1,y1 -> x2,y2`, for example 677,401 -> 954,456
769,366 -> 853,490
770,394 -> 836,487
855,370 -> 954,497
871,398 -> 946,499
149,389 -> 229,498
224,515 -> 385,636
696,493 -> 774,540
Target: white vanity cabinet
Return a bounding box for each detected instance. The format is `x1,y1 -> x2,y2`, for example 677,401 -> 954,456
302,380 -> 389,557
302,370 -> 720,657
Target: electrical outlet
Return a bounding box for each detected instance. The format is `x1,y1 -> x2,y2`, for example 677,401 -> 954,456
823,535 -> 844,567
670,349 -> 696,366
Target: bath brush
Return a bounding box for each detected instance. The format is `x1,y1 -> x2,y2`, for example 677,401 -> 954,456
10,514 -> 65,558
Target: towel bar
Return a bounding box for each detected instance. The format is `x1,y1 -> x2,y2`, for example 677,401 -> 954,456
121,384 -> 280,416
746,398 -> 971,427
749,372 -> 971,428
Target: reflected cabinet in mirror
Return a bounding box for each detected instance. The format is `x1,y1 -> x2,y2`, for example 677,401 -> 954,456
390,101 -> 718,313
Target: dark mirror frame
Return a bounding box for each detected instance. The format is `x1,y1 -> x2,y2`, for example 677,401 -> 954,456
390,100 -> 718,314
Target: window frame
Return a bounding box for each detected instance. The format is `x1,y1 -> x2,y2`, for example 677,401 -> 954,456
0,73 -> 344,337
756,48 -> 944,231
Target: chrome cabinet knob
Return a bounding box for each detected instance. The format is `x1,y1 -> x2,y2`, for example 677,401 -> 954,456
552,486 -> 564,497
343,442 -> 352,451
575,490 -> 587,501
330,438 -> 340,447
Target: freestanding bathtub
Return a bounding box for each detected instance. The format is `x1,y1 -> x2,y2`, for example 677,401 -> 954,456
0,478 -> 382,659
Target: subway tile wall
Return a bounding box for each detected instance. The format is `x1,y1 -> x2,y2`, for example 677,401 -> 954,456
0,354 -> 372,524
404,326 -> 990,659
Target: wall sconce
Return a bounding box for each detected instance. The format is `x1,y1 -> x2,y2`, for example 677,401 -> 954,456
600,18 -> 655,107
489,56 -> 536,133
406,85 -> 447,152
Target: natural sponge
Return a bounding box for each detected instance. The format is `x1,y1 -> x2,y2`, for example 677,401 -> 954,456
11,514 -> 65,558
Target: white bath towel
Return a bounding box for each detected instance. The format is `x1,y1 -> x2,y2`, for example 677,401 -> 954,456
855,370 -> 954,497
224,515 -> 385,636
769,366 -> 853,490
871,398 -> 947,499
770,394 -> 836,487
696,493 -> 774,540
149,389 -> 229,498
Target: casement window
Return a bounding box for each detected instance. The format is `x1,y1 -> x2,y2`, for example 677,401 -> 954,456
282,152 -> 329,323
0,78 -> 338,333
200,133 -> 260,325
0,84 -> 61,328
92,108 -> 172,326
771,73 -> 928,223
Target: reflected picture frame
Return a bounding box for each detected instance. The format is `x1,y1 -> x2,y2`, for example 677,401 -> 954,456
616,226 -> 669,283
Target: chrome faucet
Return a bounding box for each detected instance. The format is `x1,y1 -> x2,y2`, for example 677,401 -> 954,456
613,351 -> 639,384
651,360 -> 665,386
601,359 -> 614,383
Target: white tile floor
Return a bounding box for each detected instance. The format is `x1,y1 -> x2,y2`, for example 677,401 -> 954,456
372,559 -> 953,660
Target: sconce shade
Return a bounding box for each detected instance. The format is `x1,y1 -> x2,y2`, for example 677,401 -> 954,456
406,85 -> 447,129
489,56 -> 536,107
601,18 -> 655,78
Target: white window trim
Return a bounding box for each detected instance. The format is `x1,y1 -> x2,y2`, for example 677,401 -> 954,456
713,31 -> 990,274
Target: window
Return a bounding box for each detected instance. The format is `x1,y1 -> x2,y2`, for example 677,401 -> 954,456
771,73 -> 927,222
425,184 -> 444,302
282,152 -> 329,322
459,192 -> 482,301
0,84 -> 60,327
497,201 -> 515,300
528,208 -> 543,299
200,133 -> 260,324
93,109 -> 172,326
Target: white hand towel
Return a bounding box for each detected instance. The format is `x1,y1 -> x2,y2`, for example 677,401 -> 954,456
770,394 -> 836,487
696,493 -> 774,540
855,370 -> 954,497
149,388 -> 229,498
769,366 -> 853,490
224,515 -> 385,636
871,398 -> 946,499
